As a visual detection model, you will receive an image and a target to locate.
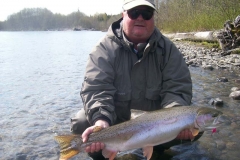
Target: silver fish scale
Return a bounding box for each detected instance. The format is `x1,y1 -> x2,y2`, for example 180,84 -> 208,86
86,106 -> 199,143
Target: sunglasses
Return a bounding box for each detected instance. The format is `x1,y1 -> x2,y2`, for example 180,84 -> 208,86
127,9 -> 154,20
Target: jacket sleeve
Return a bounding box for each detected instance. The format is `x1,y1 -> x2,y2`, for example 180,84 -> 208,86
80,39 -> 117,125
160,40 -> 192,108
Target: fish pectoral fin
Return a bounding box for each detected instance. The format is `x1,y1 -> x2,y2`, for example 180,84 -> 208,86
93,126 -> 103,132
54,135 -> 80,150
109,152 -> 117,160
190,128 -> 200,137
143,146 -> 153,160
54,135 -> 81,159
102,148 -> 117,160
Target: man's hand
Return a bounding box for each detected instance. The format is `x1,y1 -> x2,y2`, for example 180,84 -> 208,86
82,120 -> 109,153
176,129 -> 195,140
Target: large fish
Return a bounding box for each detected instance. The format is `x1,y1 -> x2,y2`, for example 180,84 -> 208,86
54,106 -> 222,160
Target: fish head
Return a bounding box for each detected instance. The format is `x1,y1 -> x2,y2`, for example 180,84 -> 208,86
194,107 -> 223,131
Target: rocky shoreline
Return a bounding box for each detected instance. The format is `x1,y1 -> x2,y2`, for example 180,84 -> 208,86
173,40 -> 240,101
173,40 -> 240,70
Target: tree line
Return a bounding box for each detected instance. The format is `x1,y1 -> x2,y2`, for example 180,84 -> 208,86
0,0 -> 239,32
0,8 -> 121,31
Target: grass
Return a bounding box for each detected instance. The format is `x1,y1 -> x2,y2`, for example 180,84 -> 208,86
200,41 -> 220,49
182,39 -> 220,49
231,48 -> 240,54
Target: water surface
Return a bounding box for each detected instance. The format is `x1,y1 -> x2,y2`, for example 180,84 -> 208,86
0,31 -> 240,160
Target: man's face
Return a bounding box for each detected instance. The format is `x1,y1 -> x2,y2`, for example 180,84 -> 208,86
122,5 -> 155,44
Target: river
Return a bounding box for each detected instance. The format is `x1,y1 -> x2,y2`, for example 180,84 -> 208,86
0,31 -> 239,160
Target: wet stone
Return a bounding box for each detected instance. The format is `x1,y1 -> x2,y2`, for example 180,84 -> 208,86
234,79 -> 240,83
202,64 -> 214,70
208,98 -> 223,107
222,150 -> 240,160
215,140 -> 226,150
207,148 -> 222,158
218,129 -> 233,137
15,153 -> 27,160
216,77 -> 228,82
219,153 -> 230,160
233,63 -> 240,66
229,91 -> 240,100
231,87 -> 240,92
226,142 -> 237,150
231,122 -> 239,129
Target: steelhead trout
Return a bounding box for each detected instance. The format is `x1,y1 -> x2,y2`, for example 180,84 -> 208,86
55,106 -> 222,160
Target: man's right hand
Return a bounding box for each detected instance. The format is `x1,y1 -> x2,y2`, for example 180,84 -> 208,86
82,119 -> 109,153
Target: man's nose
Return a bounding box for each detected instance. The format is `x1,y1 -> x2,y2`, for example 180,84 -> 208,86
136,14 -> 144,20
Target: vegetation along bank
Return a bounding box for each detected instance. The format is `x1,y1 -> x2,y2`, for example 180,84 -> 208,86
0,0 -> 239,32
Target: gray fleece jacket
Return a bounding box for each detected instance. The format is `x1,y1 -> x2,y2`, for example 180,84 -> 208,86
80,18 -> 192,125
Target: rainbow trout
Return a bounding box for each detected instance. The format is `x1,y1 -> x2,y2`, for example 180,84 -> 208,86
54,106 -> 222,160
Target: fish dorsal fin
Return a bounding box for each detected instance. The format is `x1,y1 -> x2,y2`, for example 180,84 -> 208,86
143,146 -> 153,160
190,128 -> 200,137
131,109 -> 146,119
102,149 -> 117,160
93,126 -> 103,133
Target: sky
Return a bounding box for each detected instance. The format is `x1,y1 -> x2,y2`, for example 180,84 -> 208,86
0,0 -> 123,21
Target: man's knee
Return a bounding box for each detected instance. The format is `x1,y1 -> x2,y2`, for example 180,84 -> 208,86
70,108 -> 90,134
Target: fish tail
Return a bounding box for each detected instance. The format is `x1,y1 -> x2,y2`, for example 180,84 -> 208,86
54,135 -> 82,159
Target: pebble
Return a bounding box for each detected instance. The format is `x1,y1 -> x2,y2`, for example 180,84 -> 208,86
15,153 -> 27,160
215,140 -> 226,150
229,91 -> 240,100
234,79 -> 240,83
216,77 -> 228,82
231,122 -> 238,129
226,142 -> 237,150
231,87 -> 240,92
208,98 -> 224,107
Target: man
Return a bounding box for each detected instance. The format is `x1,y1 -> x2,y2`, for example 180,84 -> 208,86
71,0 -> 198,159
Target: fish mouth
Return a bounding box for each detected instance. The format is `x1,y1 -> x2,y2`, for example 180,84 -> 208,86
195,107 -> 223,131
200,115 -> 222,130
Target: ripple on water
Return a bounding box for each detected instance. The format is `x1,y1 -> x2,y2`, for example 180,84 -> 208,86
1,32 -> 240,160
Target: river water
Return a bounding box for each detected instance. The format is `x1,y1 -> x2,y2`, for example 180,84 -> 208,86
0,31 -> 240,160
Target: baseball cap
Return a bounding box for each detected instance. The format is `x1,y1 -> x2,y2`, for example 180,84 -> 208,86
122,0 -> 157,11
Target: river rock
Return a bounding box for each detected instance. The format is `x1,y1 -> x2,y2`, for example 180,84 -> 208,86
229,91 -> 240,100
208,98 -> 223,107
15,153 -> 27,160
216,77 -> 228,82
226,142 -> 237,150
234,79 -> 240,83
171,40 -> 240,71
231,87 -> 240,92
202,64 -> 214,70
215,140 -> 226,150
